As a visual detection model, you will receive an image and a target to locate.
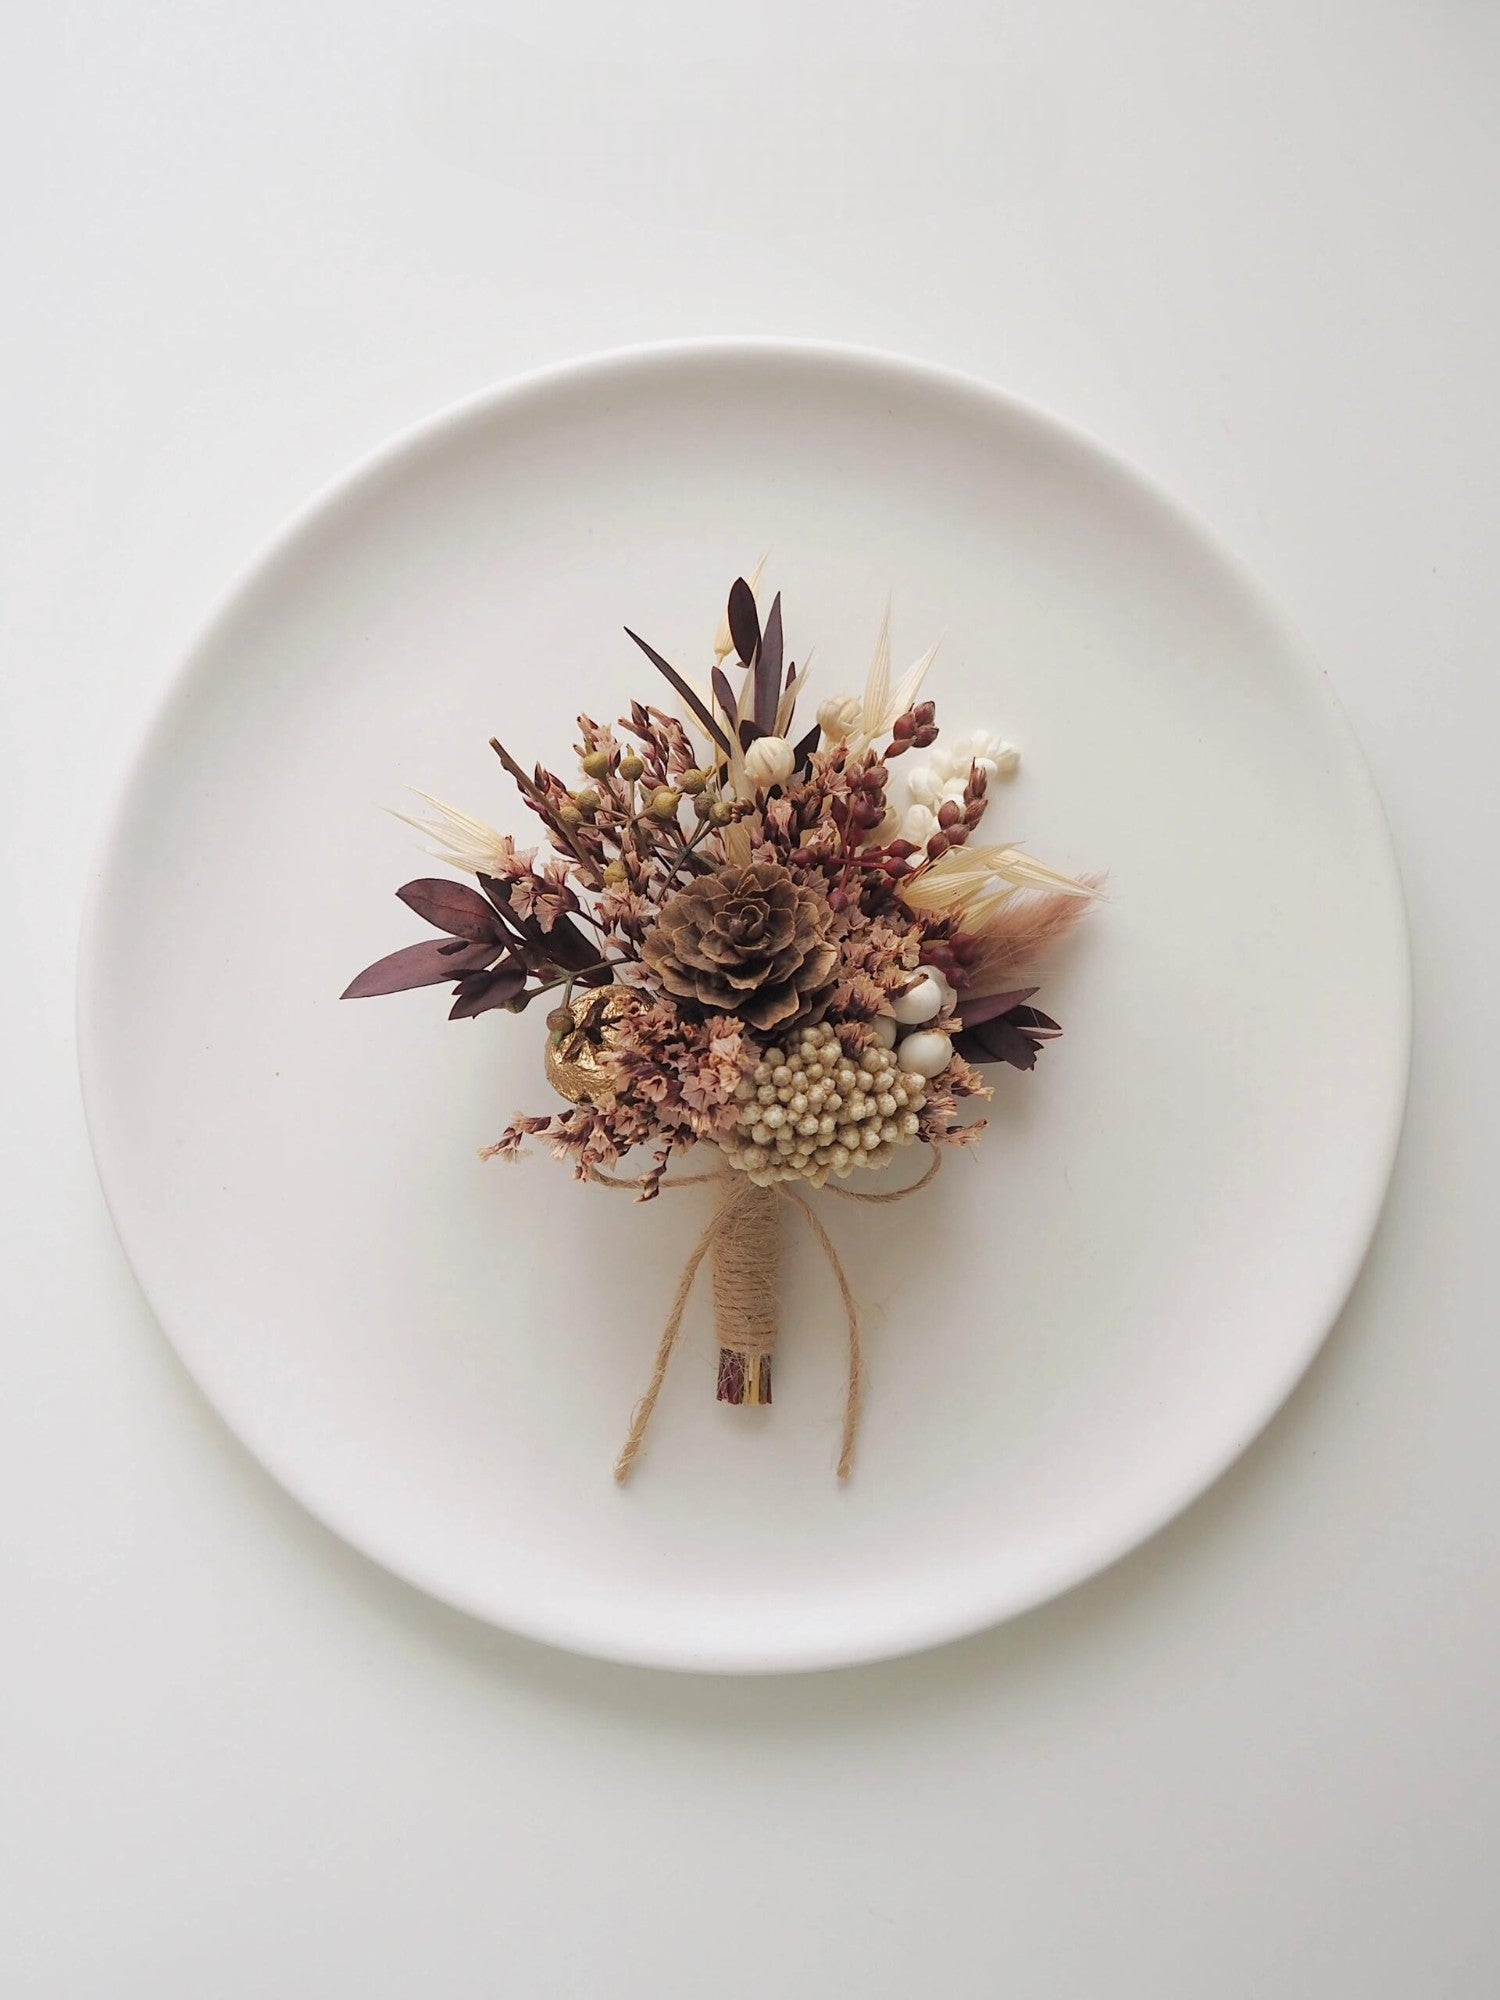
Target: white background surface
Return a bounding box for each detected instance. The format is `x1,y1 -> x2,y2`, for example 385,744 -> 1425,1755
3,2 -> 1495,1993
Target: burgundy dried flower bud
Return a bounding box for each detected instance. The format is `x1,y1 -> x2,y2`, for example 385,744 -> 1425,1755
858,768 -> 884,793
946,825 -> 969,846
963,799 -> 987,828
852,797 -> 884,829
885,737 -> 911,758
937,800 -> 962,830
618,752 -> 645,782
926,832 -> 951,859
951,933 -> 981,966
913,701 -> 936,727
792,846 -> 815,865
883,855 -> 909,876
828,888 -> 850,913
913,724 -> 939,748
892,712 -> 916,741
886,839 -> 918,859
830,796 -> 849,827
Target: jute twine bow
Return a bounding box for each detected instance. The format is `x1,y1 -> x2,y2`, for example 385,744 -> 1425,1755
591,1150 -> 942,1482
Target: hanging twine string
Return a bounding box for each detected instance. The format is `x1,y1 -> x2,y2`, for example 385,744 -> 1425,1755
593,1149 -> 941,1482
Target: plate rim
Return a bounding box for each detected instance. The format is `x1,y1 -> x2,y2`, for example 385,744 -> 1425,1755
76,337 -> 1413,1672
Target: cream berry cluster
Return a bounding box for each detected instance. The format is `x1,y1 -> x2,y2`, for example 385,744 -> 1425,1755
720,1022 -> 928,1188
900,730 -> 1019,848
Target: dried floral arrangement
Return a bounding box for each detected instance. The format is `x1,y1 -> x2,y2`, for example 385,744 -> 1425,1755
346,575 -> 1096,1478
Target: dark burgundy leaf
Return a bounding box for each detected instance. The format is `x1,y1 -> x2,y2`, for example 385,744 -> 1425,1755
623,628 -> 734,758
754,592 -> 783,734
342,937 -> 497,1000
953,1002 -> 1064,1070
1009,1005 -> 1062,1034
726,577 -> 760,666
710,666 -> 739,732
448,967 -> 527,1020
791,722 -> 821,773
956,986 -> 1038,1029
396,878 -> 504,942
739,716 -> 763,748
953,1021 -> 1036,1070
542,915 -> 601,972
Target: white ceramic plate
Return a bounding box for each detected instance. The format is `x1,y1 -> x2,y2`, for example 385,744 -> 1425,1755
79,343 -> 1409,1672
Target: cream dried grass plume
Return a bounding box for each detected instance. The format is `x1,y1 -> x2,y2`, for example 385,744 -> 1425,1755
856,603 -> 938,744
964,888 -> 1099,995
712,553 -> 769,661
391,791 -> 515,876
901,843 -> 1097,917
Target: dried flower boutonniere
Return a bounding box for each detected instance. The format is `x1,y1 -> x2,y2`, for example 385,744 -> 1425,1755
346,576 -> 1097,1478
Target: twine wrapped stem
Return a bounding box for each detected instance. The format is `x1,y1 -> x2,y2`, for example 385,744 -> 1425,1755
712,1178 -> 779,1407
594,1150 -> 940,1483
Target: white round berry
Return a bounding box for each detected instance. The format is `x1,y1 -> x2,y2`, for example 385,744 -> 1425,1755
896,1029 -> 954,1079
891,974 -> 943,1026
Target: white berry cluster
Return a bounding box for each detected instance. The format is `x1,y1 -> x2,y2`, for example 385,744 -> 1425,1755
720,1021 -> 927,1187
901,729 -> 1019,847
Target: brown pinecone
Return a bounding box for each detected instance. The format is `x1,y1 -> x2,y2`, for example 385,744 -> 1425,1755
642,861 -> 839,1031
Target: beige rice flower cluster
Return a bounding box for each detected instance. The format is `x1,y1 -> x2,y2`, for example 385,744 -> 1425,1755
717,1021 -> 926,1188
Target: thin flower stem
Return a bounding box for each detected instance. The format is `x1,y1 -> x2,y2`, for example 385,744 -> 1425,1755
655,816 -> 718,896
529,958 -> 617,1000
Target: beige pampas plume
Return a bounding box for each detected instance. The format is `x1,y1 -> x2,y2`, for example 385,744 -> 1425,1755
965,883 -> 1102,996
